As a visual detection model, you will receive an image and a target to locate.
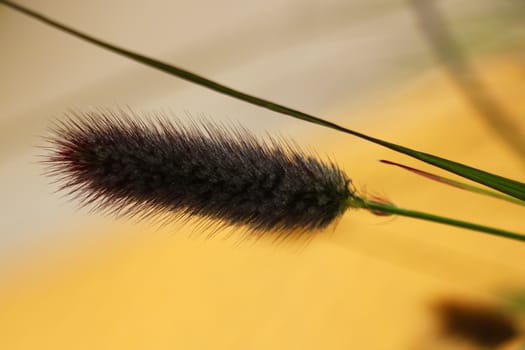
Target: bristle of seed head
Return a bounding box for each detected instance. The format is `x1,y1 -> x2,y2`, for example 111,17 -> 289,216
43,109 -> 352,234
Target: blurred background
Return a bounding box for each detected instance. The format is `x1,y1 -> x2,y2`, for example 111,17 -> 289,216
0,0 -> 524,349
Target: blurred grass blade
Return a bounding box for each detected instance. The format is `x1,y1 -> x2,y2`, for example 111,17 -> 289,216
3,0 -> 525,200
502,291 -> 525,314
380,160 -> 525,206
411,0 -> 525,159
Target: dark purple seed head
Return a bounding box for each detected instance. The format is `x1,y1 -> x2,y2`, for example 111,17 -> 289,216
43,110 -> 352,233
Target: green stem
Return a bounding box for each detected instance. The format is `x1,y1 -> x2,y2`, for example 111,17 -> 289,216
2,0 -> 525,201
351,198 -> 525,243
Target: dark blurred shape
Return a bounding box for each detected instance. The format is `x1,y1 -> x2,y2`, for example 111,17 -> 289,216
433,298 -> 519,348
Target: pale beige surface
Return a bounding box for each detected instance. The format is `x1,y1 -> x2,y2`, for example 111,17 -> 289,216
1,1 -> 524,349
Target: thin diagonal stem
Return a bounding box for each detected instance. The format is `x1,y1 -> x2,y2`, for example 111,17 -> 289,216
350,197 -> 525,243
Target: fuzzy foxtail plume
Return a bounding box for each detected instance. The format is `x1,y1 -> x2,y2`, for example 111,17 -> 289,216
43,110 -> 353,234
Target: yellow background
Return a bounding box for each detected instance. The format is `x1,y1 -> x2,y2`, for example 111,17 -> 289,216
1,1 -> 524,349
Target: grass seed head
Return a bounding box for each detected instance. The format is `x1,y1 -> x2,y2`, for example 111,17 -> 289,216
44,109 -> 353,234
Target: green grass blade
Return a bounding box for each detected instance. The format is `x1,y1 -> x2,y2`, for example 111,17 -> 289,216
380,160 -> 525,206
3,0 -> 525,200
